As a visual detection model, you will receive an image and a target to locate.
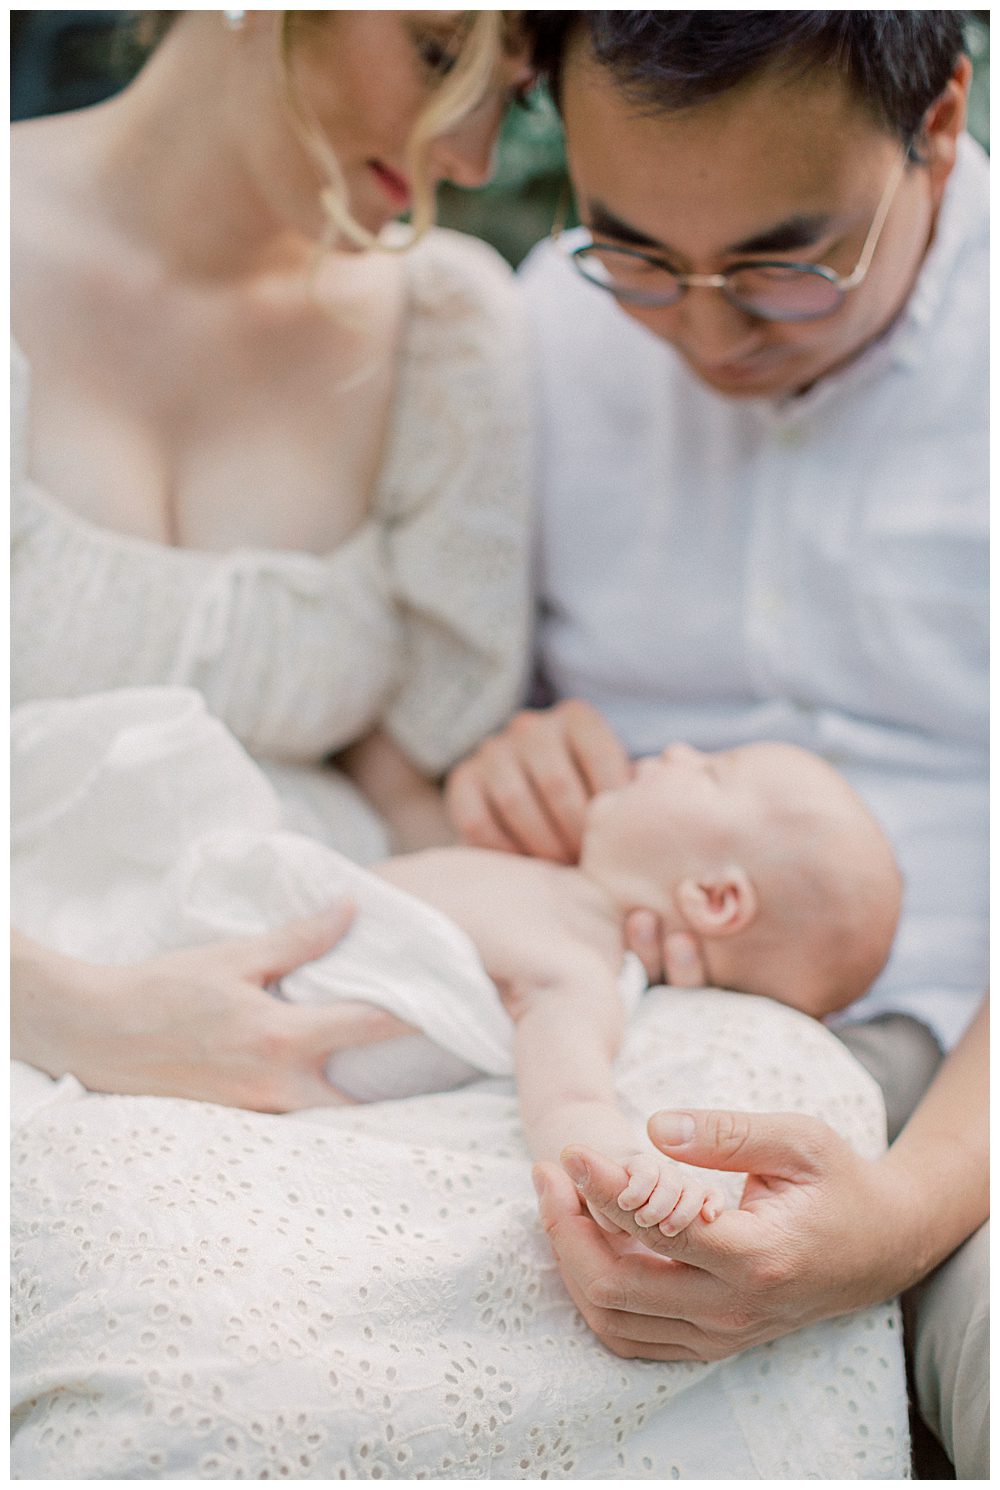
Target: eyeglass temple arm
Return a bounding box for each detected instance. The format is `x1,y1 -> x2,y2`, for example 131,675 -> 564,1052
837,153 -> 908,290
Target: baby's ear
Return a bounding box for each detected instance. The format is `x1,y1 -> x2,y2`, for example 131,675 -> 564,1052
676,867 -> 758,938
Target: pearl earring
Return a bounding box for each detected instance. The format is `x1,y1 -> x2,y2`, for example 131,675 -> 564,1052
223,9 -> 246,29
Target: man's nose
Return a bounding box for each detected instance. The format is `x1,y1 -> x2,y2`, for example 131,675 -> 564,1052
647,286 -> 761,365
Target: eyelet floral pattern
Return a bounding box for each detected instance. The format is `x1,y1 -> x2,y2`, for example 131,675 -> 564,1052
12,990 -> 909,1478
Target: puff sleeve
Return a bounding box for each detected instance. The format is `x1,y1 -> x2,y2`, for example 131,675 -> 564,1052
374,230 -> 534,775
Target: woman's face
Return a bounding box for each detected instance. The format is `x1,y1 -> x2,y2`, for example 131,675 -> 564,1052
244,11 -> 535,239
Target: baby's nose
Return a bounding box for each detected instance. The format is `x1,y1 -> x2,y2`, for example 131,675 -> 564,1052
661,742 -> 704,767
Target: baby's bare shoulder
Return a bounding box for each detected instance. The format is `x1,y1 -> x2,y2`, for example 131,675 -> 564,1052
377,849 -> 620,987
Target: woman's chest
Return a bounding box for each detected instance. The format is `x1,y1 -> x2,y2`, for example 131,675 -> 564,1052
18,272 -> 403,554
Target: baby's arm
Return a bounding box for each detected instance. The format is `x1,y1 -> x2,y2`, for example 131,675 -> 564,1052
510,961 -> 723,1236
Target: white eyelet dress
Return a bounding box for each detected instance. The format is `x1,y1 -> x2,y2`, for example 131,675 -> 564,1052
12,229 -> 533,862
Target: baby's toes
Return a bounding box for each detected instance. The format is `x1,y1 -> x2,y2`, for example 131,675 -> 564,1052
633,1172 -> 683,1227
617,1153 -> 661,1212
659,1184 -> 712,1237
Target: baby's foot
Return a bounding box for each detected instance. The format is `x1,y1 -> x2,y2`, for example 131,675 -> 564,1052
617,1151 -> 725,1236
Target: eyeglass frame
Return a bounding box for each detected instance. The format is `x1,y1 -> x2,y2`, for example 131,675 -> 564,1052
560,152 -> 909,323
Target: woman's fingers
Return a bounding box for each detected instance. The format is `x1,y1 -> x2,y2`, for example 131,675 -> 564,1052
560,699 -> 632,795
229,901 -> 357,985
662,932 -> 708,988
447,700 -> 630,861
624,909 -> 666,985
474,738 -> 573,861
296,998 -> 415,1050
444,763 -> 522,854
623,920 -> 709,989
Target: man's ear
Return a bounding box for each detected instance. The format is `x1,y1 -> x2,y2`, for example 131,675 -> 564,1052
676,867 -> 758,938
918,56 -> 973,197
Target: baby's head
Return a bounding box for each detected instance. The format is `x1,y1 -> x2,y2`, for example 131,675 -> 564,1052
580,741 -> 902,1015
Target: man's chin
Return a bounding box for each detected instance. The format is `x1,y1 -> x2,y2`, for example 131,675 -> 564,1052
687,354 -> 805,400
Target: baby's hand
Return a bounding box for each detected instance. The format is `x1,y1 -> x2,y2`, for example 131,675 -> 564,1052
616,1151 -> 725,1236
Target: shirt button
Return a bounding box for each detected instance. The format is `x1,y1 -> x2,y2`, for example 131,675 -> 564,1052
774,424 -> 807,446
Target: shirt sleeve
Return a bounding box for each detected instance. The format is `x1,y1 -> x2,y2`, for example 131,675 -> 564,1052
375,229 -> 534,775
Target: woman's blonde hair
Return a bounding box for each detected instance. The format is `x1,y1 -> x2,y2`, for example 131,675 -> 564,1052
135,11 -> 509,253
279,12 -> 507,252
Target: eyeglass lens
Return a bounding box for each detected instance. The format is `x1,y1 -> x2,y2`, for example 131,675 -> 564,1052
575,247 -> 844,321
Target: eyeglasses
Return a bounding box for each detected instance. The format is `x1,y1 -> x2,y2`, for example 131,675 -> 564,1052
566,154 -> 908,323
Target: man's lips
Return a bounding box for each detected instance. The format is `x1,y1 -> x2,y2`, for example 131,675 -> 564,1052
369,160 -> 412,210
690,347 -> 787,383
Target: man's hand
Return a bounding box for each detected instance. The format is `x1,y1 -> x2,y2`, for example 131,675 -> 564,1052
445,699 -> 631,862
532,1108 -> 923,1361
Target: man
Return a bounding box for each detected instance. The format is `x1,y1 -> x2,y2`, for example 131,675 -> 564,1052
446,13 -> 987,1477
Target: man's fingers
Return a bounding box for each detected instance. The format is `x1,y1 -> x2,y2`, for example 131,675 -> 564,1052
535,1162 -> 726,1328
647,1108 -> 837,1183
233,902 -> 357,984
561,1144 -> 755,1273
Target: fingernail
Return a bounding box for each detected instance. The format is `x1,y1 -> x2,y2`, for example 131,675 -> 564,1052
531,1168 -> 547,1200
654,1113 -> 696,1145
562,1154 -> 589,1187
670,939 -> 696,966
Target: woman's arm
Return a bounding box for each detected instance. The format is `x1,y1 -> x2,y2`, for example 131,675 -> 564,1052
339,728 -> 455,853
11,913 -> 410,1111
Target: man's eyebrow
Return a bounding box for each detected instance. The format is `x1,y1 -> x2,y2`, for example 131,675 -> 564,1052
727,215 -> 836,256
585,198 -> 837,259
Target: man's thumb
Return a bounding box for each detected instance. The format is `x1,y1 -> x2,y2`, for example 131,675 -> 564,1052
647,1108 -> 834,1180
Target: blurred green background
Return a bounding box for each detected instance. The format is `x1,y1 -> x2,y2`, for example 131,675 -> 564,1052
10,10 -> 990,267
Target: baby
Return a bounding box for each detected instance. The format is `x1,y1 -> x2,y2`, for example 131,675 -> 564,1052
377,741 -> 902,1238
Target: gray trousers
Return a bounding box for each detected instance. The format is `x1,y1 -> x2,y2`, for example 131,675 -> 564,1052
837,1016 -> 989,1479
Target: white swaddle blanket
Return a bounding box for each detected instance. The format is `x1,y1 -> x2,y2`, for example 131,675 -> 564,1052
11,687 -> 645,1105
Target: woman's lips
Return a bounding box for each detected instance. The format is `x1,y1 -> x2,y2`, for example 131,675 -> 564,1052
369,161 -> 412,210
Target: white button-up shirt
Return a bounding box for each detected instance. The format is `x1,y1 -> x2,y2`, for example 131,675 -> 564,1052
521,136 -> 988,1051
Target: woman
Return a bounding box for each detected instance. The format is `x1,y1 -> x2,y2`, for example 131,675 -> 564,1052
11,13 -> 909,1479
12,10 -> 535,1109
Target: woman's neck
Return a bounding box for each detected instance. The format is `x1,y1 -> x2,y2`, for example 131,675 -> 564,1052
84,15 -> 318,283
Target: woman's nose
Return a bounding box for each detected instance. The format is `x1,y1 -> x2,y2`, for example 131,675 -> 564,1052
430,102 -> 501,190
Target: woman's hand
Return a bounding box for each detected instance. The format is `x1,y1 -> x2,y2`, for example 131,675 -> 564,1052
622,916 -> 709,989
445,699 -> 632,862
12,906 -> 412,1112
531,1109 -> 929,1361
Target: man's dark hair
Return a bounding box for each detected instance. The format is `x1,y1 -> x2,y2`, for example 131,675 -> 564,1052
526,11 -> 968,147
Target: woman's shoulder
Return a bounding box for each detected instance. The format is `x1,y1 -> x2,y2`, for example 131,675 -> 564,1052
397,227 -> 522,326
